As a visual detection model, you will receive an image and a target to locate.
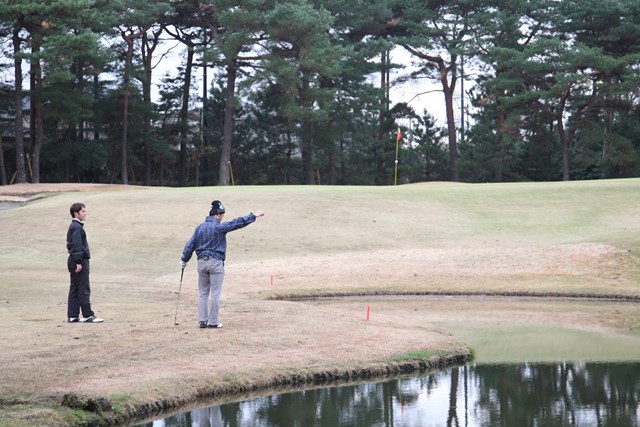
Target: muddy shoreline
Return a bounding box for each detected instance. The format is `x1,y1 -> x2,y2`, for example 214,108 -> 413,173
281,291 -> 640,302
61,352 -> 471,426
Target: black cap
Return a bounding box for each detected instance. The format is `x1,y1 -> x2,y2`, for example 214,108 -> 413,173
210,200 -> 225,215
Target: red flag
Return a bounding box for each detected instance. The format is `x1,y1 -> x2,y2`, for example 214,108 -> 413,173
396,127 -> 402,142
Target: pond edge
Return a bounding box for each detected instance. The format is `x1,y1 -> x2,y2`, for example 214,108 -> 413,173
60,350 -> 471,426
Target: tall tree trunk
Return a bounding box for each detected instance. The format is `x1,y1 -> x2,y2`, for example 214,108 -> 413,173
201,55 -> 209,186
13,24 -> 26,184
93,74 -> 100,141
376,49 -> 388,185
326,117 -> 336,185
121,86 -> 130,184
557,115 -> 570,181
401,44 -> 460,182
303,133 -> 314,184
440,61 -> 459,182
300,76 -> 315,185
318,75 -> 337,185
286,126 -> 293,185
178,46 -> 194,186
218,58 -> 237,186
141,28 -> 161,186
142,32 -> 152,186
74,58 -> 86,183
339,131 -> 346,185
30,34 -> 44,183
121,35 -> 135,185
0,134 -> 7,185
557,93 -> 570,181
495,101 -> 506,182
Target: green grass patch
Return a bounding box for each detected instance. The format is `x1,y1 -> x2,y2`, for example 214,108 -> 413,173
0,404 -> 94,427
448,323 -> 640,364
388,349 -> 464,363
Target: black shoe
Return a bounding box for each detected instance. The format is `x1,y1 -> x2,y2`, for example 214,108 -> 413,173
199,321 -> 207,328
207,323 -> 223,329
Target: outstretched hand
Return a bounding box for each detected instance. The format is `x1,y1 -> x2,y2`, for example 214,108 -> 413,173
255,210 -> 265,217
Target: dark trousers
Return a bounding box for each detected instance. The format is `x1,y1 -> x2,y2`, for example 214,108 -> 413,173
67,258 -> 94,319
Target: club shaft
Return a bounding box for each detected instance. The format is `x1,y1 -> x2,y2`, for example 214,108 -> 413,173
174,267 -> 184,324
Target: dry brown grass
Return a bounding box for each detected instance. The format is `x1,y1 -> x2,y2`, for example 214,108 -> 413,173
0,181 -> 639,426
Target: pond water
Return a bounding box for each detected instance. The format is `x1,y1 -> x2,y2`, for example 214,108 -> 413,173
0,202 -> 20,211
138,361 -> 640,426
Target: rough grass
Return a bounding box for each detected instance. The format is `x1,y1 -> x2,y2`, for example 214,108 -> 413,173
0,179 -> 639,426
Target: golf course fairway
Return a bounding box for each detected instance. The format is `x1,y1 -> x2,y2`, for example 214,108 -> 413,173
0,179 -> 639,426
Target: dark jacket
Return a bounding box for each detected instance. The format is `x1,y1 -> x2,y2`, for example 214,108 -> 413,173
67,219 -> 91,264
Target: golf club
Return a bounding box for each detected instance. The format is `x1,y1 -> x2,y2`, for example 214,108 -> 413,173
174,266 -> 184,325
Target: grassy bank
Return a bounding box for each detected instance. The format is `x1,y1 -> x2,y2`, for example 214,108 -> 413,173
0,179 -> 639,426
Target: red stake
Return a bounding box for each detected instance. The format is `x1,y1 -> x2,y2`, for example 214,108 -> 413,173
366,305 -> 370,321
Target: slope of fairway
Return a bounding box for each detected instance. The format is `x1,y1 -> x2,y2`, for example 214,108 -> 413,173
0,179 -> 639,426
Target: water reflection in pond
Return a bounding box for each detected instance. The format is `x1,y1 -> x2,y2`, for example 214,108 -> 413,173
140,362 -> 640,427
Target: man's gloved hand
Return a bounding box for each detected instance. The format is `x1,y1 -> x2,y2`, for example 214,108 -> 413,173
180,260 -> 187,269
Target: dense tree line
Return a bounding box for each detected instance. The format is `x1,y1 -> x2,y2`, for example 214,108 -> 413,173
1,0 -> 639,186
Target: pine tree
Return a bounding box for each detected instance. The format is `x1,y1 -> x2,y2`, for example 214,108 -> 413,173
394,0 -> 499,182
0,1 -> 28,183
259,0 -> 343,184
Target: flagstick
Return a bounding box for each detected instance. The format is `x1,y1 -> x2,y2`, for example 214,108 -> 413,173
394,157 -> 398,186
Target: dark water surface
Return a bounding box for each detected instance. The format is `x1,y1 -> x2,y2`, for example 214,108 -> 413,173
138,362 -> 640,426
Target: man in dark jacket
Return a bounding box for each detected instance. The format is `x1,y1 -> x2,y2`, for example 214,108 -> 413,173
181,200 -> 264,329
67,203 -> 103,323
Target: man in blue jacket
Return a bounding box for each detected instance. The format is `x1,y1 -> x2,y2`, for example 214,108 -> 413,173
66,203 -> 103,323
181,200 -> 264,329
